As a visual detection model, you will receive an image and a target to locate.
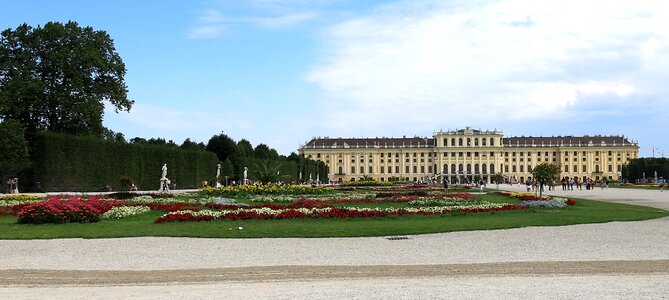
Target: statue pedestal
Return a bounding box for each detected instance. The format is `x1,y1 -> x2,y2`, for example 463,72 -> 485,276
159,177 -> 170,192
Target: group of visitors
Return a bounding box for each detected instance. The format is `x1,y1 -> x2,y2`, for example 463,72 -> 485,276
554,177 -> 606,191
5,178 -> 18,194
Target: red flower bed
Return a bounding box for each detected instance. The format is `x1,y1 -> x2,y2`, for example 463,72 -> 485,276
16,199 -> 116,224
495,191 -> 512,197
155,204 -> 527,223
517,195 -> 543,201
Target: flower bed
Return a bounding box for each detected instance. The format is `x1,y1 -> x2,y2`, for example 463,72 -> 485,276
200,184 -> 333,197
102,206 -> 151,219
495,191 -> 576,206
155,203 -> 524,223
16,199 -> 116,224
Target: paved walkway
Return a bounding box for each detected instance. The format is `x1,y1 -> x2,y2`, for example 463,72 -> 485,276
495,183 -> 669,210
1,187 -> 668,299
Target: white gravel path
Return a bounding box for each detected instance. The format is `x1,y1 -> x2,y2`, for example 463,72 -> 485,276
1,216 -> 668,270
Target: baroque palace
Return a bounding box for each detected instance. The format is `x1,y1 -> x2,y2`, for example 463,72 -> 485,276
298,127 -> 639,184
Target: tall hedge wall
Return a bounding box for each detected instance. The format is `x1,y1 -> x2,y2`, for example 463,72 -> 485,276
27,132 -> 219,192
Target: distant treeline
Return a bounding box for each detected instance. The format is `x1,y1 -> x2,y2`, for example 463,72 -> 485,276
17,131 -> 327,192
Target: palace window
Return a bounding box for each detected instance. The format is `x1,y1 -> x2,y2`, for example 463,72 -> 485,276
582,165 -> 587,172
369,166 -> 373,173
467,138 -> 471,146
474,138 -> 479,146
360,167 -> 364,174
520,165 -> 524,172
574,165 -> 577,173
459,138 -> 463,146
406,166 -> 410,173
420,166 -> 425,173
443,138 -> 448,146
451,138 -> 456,146
380,166 -> 384,174
395,166 -> 400,173
482,138 -> 487,146
351,166 -> 355,174
564,165 -> 569,172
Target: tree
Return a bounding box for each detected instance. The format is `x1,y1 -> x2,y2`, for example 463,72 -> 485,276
530,162 -> 562,198
181,138 -> 206,151
237,139 -> 254,158
0,119 -> 30,180
254,161 -> 289,184
206,132 -> 239,162
254,143 -> 278,160
0,21 -> 133,137
220,159 -> 235,180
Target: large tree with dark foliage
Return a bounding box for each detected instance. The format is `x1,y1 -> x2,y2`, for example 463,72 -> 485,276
0,21 -> 133,137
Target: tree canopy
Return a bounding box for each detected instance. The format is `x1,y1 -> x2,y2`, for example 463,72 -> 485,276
530,162 -> 562,197
0,21 -> 133,137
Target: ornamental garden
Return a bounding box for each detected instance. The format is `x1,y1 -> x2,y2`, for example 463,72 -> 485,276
0,184 -> 667,239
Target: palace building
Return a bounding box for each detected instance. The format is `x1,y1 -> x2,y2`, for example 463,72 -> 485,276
298,127 -> 639,184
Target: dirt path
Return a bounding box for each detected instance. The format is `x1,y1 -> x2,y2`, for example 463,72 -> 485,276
2,260 -> 668,286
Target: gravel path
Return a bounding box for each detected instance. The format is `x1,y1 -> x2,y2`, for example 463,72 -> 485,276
1,187 -> 668,298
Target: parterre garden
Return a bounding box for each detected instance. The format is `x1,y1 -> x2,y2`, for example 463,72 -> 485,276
0,184 -> 667,239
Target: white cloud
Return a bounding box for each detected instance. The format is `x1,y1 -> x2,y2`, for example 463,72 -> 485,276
188,9 -> 227,39
188,7 -> 316,38
253,12 -> 317,28
306,0 -> 669,136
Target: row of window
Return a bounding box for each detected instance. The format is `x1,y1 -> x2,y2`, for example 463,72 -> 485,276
442,137 -> 497,147
309,150 -> 634,160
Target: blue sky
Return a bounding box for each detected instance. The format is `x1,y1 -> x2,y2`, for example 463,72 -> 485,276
2,0 -> 668,157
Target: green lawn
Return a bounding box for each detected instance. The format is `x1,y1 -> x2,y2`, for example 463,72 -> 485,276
1,193 -> 666,239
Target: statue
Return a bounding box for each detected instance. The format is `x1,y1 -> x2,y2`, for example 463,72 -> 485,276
159,163 -> 169,192
216,164 -> 221,188
243,167 -> 248,184
161,163 -> 168,179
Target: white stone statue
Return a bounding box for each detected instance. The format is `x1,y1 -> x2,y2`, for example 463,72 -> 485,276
159,163 -> 169,192
161,163 -> 168,179
216,163 -> 221,188
244,167 -> 248,184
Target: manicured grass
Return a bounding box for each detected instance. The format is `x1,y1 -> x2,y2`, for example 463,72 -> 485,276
0,194 -> 666,239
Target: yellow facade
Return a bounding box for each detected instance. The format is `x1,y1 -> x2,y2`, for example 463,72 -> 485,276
299,127 -> 639,184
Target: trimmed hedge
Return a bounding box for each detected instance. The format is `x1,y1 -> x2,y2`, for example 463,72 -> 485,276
27,132 -> 219,192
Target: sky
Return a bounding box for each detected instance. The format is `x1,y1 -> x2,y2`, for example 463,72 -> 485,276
2,0 -> 668,157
